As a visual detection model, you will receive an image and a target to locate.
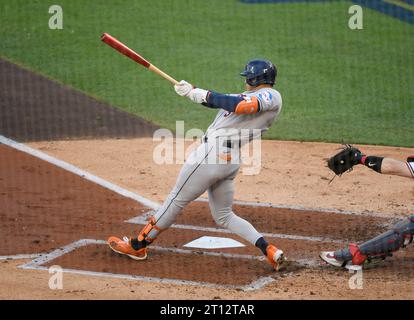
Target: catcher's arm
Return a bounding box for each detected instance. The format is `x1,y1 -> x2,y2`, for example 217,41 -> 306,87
381,157 -> 414,179
327,145 -> 414,179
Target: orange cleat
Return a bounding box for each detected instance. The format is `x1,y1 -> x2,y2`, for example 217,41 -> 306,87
107,236 -> 147,261
266,244 -> 286,271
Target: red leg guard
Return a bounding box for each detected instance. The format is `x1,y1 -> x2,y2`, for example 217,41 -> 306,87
349,243 -> 368,265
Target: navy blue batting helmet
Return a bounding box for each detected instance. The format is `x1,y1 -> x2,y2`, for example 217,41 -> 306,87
240,59 -> 277,87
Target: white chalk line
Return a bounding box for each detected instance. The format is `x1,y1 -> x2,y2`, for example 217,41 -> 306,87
0,253 -> 43,261
196,197 -> 394,218
151,245 -> 268,261
18,239 -> 281,291
0,135 -> 160,210
20,239 -> 104,268
27,264 -> 275,292
127,215 -> 345,244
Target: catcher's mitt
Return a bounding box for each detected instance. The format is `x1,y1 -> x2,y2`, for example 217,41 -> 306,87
327,144 -> 363,175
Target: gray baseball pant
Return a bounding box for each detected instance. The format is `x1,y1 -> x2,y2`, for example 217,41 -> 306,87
147,141 -> 263,244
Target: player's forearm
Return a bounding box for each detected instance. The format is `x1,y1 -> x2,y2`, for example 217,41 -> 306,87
360,155 -> 413,178
381,158 -> 413,178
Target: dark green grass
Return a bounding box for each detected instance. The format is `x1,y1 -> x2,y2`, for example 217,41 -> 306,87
1,0 -> 413,146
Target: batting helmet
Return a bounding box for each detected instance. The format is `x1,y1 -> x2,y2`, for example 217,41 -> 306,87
240,59 -> 277,87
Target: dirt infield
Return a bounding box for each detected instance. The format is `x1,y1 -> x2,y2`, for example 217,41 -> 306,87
0,58 -> 159,142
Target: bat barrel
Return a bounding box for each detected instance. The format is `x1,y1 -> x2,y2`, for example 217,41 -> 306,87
101,33 -> 150,68
101,33 -> 179,85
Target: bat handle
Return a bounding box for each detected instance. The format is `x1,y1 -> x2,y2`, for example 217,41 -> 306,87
149,65 -> 180,86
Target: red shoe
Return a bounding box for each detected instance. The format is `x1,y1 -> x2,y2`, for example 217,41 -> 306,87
266,244 -> 286,271
107,236 -> 147,261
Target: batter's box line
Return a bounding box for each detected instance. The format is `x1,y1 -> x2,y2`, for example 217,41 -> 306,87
19,239 -> 299,292
126,214 -> 345,244
0,253 -> 44,261
196,198 -> 395,218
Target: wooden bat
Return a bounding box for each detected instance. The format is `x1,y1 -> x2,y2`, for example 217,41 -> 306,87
101,33 -> 179,85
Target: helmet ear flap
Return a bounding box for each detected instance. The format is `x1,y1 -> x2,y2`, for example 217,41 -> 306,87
247,76 -> 274,87
246,77 -> 258,87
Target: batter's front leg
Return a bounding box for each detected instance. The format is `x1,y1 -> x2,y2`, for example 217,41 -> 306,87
137,144 -> 217,245
108,145 -> 217,260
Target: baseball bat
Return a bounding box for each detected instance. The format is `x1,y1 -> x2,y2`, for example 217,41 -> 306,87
101,33 -> 179,85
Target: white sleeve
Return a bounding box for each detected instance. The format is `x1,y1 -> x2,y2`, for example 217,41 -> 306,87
253,89 -> 282,112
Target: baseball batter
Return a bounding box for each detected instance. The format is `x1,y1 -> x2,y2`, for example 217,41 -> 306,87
108,59 -> 286,271
321,149 -> 414,269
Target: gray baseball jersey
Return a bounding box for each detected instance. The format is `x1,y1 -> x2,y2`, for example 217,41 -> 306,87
204,87 -> 282,144
147,87 -> 283,246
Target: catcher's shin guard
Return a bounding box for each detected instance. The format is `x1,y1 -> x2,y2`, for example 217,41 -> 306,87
336,215 -> 414,266
137,216 -> 163,244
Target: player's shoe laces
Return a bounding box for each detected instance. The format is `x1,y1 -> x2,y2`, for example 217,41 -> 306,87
108,236 -> 147,260
266,244 -> 286,271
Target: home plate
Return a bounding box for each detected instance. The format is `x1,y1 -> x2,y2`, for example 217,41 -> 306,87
184,236 -> 246,249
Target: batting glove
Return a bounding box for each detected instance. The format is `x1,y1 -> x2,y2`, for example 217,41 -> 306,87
174,80 -> 193,96
174,80 -> 208,104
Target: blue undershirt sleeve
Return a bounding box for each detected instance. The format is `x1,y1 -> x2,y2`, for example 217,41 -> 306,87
201,91 -> 244,113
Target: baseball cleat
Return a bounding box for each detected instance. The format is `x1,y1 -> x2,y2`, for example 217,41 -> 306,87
266,244 -> 286,271
108,236 -> 147,260
319,251 -> 386,270
319,251 -> 348,268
